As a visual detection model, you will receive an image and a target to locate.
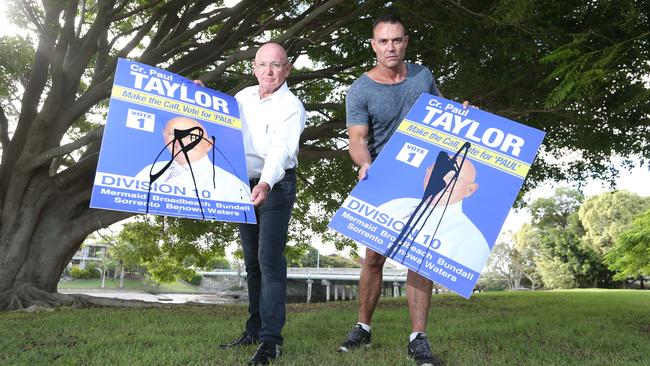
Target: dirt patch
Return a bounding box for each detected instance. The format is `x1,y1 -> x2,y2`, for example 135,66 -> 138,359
639,323 -> 650,336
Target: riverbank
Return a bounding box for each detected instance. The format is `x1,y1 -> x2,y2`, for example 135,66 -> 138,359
57,276 -> 247,304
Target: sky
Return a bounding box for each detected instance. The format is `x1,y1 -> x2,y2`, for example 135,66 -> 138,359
2,4 -> 648,258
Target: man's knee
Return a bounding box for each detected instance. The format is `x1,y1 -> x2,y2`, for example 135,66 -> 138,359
258,249 -> 286,274
364,250 -> 386,269
244,260 -> 260,275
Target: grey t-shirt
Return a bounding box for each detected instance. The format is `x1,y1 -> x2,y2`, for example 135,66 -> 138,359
346,63 -> 440,159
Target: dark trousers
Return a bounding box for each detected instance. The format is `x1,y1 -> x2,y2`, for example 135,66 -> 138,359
239,171 -> 296,345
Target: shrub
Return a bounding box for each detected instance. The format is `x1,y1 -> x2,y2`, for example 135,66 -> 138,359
188,274 -> 202,286
85,264 -> 101,279
70,267 -> 87,279
69,265 -> 101,279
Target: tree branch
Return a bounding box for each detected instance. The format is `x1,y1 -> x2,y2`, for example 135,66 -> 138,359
111,0 -> 165,21
288,64 -> 354,83
166,0 -> 265,74
111,7 -> 165,63
48,0 -> 78,90
0,2 -> 63,205
299,146 -> 348,159
273,0 -> 347,44
59,79 -> 113,132
301,121 -> 346,143
156,2 -> 244,65
303,103 -> 343,112
0,105 -> 9,151
27,127 -> 104,172
201,0 -> 346,83
53,150 -> 100,189
17,0 -> 47,35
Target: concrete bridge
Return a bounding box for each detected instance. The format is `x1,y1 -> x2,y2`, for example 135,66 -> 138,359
200,267 -> 447,303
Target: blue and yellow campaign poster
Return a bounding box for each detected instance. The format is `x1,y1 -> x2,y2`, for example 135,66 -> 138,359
328,94 -> 545,298
90,58 -> 255,224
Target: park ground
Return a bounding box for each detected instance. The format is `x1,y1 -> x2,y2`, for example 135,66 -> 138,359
57,278 -> 203,293
1,290 -> 649,365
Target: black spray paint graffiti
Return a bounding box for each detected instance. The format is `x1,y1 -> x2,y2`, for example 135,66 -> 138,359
383,142 -> 472,270
144,126 -> 250,222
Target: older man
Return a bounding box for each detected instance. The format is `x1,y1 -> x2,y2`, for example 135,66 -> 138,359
217,42 -> 305,365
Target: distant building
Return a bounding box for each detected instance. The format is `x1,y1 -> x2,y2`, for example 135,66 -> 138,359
69,242 -> 108,269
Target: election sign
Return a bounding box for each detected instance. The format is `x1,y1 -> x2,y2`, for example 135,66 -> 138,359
90,58 -> 255,224
329,94 -> 545,298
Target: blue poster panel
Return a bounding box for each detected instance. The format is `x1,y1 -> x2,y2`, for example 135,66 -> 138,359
329,94 -> 545,298
90,58 -> 255,224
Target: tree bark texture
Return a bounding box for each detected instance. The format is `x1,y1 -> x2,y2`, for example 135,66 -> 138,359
0,0 -> 371,310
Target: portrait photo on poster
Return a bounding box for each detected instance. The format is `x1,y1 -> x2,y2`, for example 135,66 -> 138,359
90,58 -> 255,224
382,142 -> 490,274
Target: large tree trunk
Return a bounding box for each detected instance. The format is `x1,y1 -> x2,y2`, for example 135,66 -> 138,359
0,172 -> 131,310
0,0 -> 374,311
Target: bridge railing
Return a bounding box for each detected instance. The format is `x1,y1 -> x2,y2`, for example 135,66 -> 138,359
199,267 -> 408,282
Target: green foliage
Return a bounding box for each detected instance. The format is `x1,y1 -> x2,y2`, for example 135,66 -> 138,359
69,266 -> 100,280
529,187 -> 584,229
535,255 -> 576,289
578,191 -> 650,255
110,216 -> 237,283
476,271 -> 510,291
285,244 -> 310,267
320,253 -> 360,268
605,209 -> 650,281
394,0 -> 650,186
70,268 -> 88,279
486,240 -> 525,290
182,254 -> 198,268
516,187 -> 650,289
188,274 -> 202,286
0,35 -> 33,98
539,1 -> 649,107
521,188 -> 611,287
513,223 -> 543,285
147,254 -> 194,284
204,256 -> 230,270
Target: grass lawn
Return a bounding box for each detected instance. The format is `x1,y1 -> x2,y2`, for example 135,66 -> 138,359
1,290 -> 649,365
57,278 -> 201,293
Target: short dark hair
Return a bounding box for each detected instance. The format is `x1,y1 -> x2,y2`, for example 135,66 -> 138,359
372,12 -> 405,33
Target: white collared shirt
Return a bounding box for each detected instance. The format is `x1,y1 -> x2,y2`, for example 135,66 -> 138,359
235,82 -> 306,188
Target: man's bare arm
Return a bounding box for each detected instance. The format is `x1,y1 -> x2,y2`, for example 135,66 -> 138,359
348,125 -> 372,180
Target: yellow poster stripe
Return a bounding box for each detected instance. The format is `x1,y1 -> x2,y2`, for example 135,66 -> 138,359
111,85 -> 241,130
397,120 -> 530,178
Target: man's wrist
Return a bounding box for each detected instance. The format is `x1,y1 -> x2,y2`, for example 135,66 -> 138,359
257,181 -> 271,192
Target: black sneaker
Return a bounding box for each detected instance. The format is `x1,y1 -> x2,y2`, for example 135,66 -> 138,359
248,341 -> 282,365
219,331 -> 258,348
337,324 -> 371,352
408,333 -> 442,366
